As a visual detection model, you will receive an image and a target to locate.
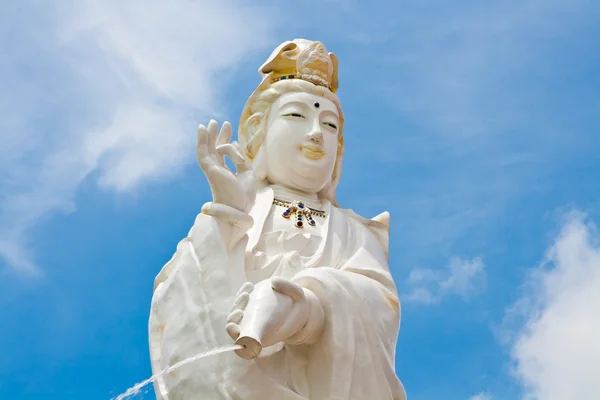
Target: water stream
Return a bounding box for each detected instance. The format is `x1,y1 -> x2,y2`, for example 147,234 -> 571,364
111,344 -> 242,400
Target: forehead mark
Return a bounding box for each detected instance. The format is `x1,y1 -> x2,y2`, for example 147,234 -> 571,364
276,93 -> 338,117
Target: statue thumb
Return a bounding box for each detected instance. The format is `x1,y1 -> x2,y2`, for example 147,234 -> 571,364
271,277 -> 305,302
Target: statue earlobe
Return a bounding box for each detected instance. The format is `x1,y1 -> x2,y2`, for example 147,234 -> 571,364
252,147 -> 268,181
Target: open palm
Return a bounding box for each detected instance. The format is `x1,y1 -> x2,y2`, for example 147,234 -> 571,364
196,120 -> 256,213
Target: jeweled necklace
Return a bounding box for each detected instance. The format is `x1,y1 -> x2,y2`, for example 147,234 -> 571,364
273,198 -> 326,228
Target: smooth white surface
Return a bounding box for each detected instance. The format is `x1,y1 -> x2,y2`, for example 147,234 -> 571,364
148,39 -> 406,400
263,92 -> 340,194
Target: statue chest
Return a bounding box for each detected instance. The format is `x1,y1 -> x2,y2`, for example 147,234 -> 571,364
250,204 -> 325,263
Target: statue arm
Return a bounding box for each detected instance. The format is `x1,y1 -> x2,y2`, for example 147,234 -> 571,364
293,211 -> 399,327
199,202 -> 254,252
290,242 -> 400,346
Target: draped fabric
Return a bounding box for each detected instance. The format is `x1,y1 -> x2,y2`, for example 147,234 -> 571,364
148,187 -> 406,400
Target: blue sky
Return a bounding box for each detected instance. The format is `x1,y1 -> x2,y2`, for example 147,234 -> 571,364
1,1 -> 599,399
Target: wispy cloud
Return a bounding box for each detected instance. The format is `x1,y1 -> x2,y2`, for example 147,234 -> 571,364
505,211 -> 600,400
0,1 -> 276,275
404,257 -> 485,304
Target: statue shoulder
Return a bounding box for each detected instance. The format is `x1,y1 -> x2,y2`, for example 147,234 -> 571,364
338,208 -> 391,261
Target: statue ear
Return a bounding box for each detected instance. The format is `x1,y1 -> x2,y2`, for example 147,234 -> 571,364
246,112 -> 264,141
253,146 -> 268,181
244,112 -> 268,181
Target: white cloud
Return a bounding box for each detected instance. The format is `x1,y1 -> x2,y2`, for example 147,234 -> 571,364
508,212 -> 600,400
404,257 -> 485,304
0,1 -> 275,274
469,393 -> 492,400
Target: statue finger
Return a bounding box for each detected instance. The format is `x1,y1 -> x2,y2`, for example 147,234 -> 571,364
216,143 -> 245,167
227,309 -> 244,324
271,277 -> 305,302
226,322 -> 241,340
231,142 -> 252,172
196,124 -> 209,152
196,124 -> 217,171
211,121 -> 233,168
207,119 -> 219,151
216,121 -> 233,147
235,282 -> 255,298
232,292 -> 250,311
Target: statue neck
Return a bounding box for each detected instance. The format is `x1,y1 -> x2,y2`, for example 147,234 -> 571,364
269,183 -> 322,210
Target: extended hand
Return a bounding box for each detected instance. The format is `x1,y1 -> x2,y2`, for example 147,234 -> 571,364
226,277 -> 321,352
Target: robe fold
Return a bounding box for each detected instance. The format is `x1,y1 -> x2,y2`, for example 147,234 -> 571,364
149,187 -> 406,400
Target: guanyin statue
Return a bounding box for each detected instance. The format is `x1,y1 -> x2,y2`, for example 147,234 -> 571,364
148,39 -> 407,400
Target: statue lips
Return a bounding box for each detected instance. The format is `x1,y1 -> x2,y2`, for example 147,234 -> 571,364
298,144 -> 326,160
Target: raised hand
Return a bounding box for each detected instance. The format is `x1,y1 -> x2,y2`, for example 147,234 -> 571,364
196,120 -> 256,215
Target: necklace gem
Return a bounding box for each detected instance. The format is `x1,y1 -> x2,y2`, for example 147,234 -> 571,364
273,198 -> 326,228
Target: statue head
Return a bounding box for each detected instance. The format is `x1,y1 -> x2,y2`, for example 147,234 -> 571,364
239,39 -> 345,205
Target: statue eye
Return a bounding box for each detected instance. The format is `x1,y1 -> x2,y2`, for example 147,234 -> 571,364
323,122 -> 337,130
283,112 -> 305,118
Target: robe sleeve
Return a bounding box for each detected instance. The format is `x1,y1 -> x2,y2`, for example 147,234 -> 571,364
148,213 -> 248,399
289,212 -> 406,400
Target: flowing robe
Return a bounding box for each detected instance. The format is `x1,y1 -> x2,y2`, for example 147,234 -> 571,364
149,187 -> 406,400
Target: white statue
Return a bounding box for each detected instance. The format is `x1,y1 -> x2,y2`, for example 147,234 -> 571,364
148,39 -> 407,400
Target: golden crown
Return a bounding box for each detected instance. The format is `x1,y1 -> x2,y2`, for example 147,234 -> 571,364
260,39 -> 339,93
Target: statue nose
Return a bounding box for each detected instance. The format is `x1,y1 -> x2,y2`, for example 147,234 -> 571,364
308,130 -> 323,144
308,119 -> 323,144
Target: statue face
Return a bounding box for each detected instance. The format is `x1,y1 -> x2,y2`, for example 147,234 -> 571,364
263,92 -> 340,194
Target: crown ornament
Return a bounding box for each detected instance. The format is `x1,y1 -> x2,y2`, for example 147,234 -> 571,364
262,39 -> 339,93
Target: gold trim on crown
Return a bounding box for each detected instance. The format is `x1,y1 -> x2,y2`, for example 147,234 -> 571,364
260,39 -> 338,93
